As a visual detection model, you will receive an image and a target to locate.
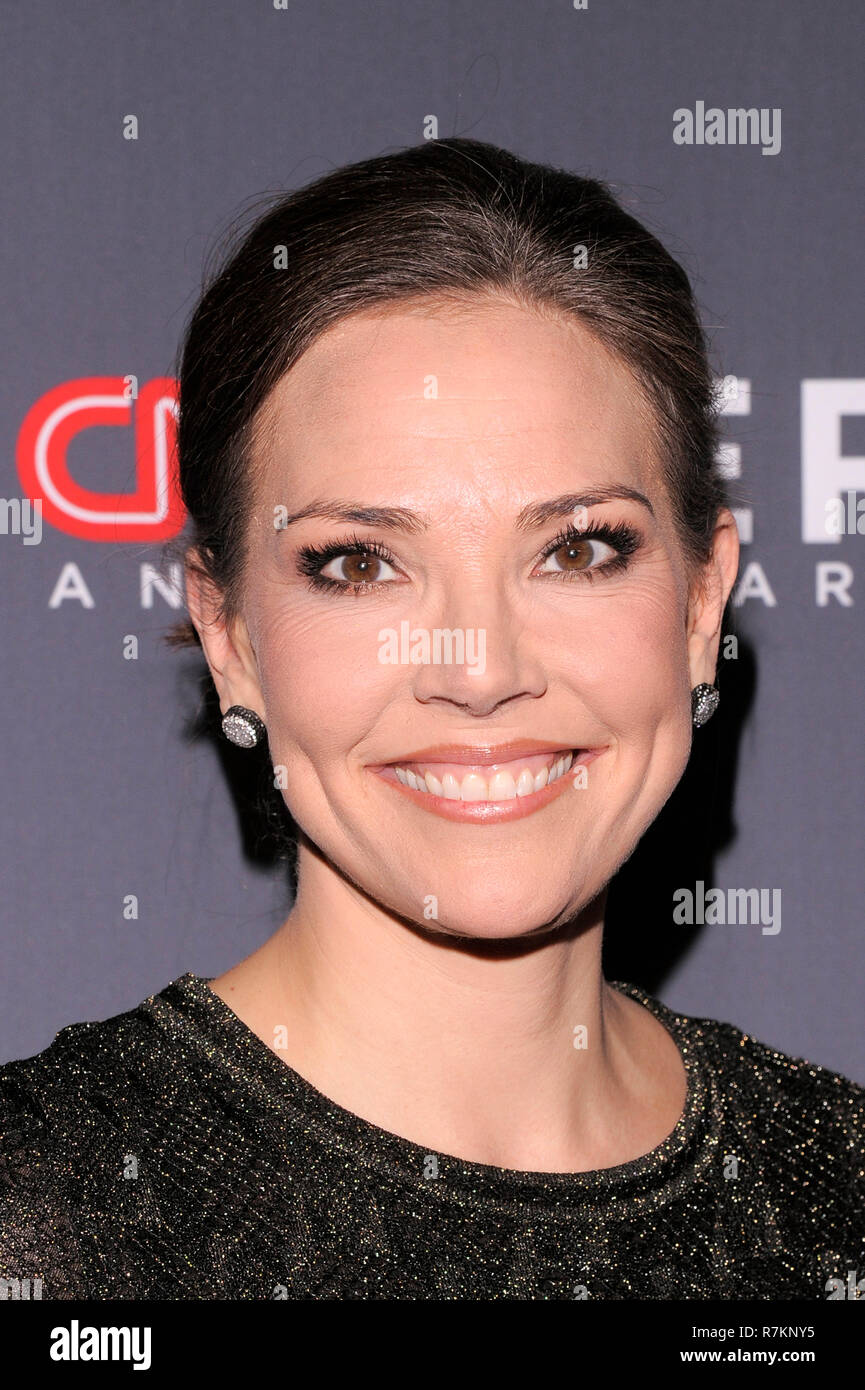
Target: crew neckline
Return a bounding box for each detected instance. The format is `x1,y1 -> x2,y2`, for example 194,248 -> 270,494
145,971 -> 709,1211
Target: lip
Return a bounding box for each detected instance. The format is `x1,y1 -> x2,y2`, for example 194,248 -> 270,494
367,744 -> 606,823
367,740 -> 574,769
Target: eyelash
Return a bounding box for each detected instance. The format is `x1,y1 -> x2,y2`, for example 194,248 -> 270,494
296,521 -> 642,595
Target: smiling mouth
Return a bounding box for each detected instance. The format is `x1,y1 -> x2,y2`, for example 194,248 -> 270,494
393,748 -> 577,800
369,745 -> 603,822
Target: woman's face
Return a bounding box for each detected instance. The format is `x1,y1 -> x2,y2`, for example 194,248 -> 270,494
209,296 -> 736,939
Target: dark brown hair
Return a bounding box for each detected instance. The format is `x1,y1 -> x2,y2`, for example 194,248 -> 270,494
166,136 -> 730,647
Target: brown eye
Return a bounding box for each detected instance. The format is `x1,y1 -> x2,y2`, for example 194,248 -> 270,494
539,535 -> 616,574
320,551 -> 397,584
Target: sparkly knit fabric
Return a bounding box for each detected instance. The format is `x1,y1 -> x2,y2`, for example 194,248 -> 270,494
0,973 -> 862,1300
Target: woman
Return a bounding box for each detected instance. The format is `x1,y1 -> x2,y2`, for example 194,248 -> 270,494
1,138 -> 861,1301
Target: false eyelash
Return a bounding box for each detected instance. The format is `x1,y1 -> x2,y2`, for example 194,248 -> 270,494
296,520 -> 643,595
538,519 -> 642,583
296,532 -> 400,595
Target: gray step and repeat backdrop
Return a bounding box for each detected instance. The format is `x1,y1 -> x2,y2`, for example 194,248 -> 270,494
2,0 -> 863,1079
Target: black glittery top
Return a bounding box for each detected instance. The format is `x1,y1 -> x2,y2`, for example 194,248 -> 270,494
0,973 -> 862,1301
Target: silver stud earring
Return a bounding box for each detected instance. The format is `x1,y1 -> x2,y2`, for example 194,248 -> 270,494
691,682 -> 720,728
221,705 -> 267,748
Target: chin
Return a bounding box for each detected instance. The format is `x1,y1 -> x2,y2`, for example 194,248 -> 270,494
388,881 -> 589,942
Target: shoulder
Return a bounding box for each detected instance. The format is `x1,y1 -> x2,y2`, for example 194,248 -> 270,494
624,986 -> 865,1290
662,994 -> 865,1237
620,980 -> 865,1134
620,979 -> 864,1198
0,995 -> 169,1297
0,997 -> 159,1128
678,1000 -> 865,1135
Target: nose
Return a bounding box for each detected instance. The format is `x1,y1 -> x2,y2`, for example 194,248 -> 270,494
409,589 -> 548,718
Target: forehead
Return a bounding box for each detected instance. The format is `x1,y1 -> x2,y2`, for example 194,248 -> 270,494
252,297 -> 660,501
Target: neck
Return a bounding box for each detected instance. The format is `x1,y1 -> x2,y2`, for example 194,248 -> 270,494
210,839 -> 686,1172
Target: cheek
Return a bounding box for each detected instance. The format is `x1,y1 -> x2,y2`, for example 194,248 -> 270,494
534,574 -> 689,728
251,596 -> 402,758
550,580 -> 693,836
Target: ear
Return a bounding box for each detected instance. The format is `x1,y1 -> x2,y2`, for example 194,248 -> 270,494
184,553 -> 265,720
686,508 -> 740,686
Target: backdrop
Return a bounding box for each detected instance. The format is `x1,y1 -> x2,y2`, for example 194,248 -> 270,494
2,0 -> 863,1082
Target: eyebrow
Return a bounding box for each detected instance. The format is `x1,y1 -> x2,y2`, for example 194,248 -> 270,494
274,487 -> 655,534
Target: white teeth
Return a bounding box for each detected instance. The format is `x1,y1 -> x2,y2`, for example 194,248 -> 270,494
441,773 -> 462,800
392,751 -> 579,802
459,773 -> 488,802
516,768 -> 535,798
488,770 -> 517,800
